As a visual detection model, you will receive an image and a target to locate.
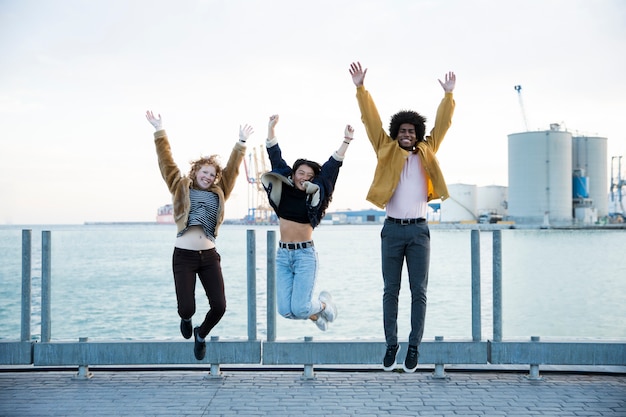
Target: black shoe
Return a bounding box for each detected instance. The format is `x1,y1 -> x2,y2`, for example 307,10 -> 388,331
180,319 -> 192,339
383,344 -> 399,371
403,345 -> 419,373
193,327 -> 206,361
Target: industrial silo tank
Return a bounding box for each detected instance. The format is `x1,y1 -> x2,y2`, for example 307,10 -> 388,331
507,129 -> 573,225
477,185 -> 508,216
441,183 -> 477,222
572,136 -> 608,217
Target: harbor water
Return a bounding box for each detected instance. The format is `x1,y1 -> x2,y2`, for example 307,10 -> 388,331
0,224 -> 624,342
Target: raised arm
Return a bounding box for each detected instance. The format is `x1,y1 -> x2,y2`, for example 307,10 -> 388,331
335,124 -> 354,158
264,114 -> 291,175
349,61 -> 389,150
268,114 -> 279,140
428,72 -> 456,152
220,123 -> 251,199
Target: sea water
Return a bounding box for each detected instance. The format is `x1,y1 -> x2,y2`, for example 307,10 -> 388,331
0,224 -> 624,342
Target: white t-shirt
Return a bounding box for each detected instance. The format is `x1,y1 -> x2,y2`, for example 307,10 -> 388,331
386,153 -> 428,219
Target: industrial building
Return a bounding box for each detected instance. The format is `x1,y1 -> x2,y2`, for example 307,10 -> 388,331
439,123 -> 620,227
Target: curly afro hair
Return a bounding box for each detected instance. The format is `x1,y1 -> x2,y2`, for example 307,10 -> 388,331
389,110 -> 427,142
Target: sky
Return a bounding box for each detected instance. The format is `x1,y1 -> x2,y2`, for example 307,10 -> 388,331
1,0 -> 625,225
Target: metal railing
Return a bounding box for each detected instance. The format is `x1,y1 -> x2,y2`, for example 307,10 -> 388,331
1,229 -> 624,380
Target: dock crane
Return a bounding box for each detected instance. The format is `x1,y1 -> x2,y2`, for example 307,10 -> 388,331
514,85 -> 529,131
610,155 -> 625,222
242,145 -> 276,224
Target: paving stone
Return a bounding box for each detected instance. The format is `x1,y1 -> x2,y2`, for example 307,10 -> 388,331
0,369 -> 624,416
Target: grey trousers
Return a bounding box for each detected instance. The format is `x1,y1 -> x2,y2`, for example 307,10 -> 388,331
380,219 -> 430,346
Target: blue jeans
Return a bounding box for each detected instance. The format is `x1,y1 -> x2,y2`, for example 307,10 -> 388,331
381,219 -> 430,346
276,246 -> 323,319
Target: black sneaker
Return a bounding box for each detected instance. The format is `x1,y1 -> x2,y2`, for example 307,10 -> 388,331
403,345 -> 419,373
193,327 -> 206,361
180,319 -> 192,339
383,344 -> 400,371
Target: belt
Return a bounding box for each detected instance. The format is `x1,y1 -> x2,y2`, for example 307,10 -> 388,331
386,217 -> 426,225
279,241 -> 314,250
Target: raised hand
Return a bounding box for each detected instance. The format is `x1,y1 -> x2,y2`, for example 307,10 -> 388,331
145,110 -> 163,131
344,124 -> 355,141
268,114 -> 279,139
239,124 -> 254,142
438,71 -> 456,93
349,62 -> 367,87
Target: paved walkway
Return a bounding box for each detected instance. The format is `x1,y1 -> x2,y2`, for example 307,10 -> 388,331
1,367 -> 625,416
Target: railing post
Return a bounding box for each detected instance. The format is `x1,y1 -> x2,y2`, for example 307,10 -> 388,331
41,231 -> 52,343
73,337 -> 93,379
492,230 -> 502,342
21,229 -> 32,342
301,336 -> 315,380
470,229 -> 481,342
528,336 -> 542,380
206,336 -> 223,378
266,230 -> 277,342
247,229 -> 257,341
432,336 -> 448,379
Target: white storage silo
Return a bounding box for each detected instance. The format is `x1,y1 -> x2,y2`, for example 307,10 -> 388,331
572,136 -> 608,217
441,183 -> 477,222
477,185 -> 508,216
508,128 -> 573,226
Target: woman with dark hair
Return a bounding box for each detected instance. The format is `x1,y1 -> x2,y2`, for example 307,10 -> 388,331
146,110 -> 253,360
261,114 -> 353,331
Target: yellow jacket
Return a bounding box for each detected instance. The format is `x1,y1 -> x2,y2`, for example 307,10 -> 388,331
154,130 -> 246,237
356,85 -> 455,207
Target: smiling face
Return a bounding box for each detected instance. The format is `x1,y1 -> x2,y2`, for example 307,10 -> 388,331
194,164 -> 217,190
397,123 -> 417,151
293,164 -> 315,191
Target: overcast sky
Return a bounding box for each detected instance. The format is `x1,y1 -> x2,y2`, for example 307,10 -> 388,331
1,0 -> 625,225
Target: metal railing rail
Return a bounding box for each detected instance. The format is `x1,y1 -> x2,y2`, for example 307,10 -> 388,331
1,229 -> 624,380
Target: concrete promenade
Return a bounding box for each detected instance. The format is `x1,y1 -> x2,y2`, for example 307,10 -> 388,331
1,366 -> 625,416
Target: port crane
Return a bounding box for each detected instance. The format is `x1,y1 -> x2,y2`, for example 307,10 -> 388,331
243,145 -> 275,224
610,155 -> 625,222
514,85 -> 529,132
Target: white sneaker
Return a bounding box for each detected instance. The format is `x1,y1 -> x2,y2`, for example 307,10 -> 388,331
314,315 -> 328,331
319,291 -> 337,322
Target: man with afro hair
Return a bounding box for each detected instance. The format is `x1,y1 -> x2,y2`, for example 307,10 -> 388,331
349,62 -> 456,373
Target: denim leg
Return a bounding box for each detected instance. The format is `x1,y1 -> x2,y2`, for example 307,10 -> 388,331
290,247 -> 321,319
405,223 -> 430,346
276,247 -> 321,320
381,222 -> 405,346
276,249 -> 296,319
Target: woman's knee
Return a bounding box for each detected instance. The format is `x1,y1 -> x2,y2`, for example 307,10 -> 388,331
278,305 -> 296,319
178,305 -> 195,320
292,304 -> 312,320
211,298 -> 227,317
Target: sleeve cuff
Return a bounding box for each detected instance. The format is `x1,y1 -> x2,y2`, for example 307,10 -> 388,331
266,137 -> 279,147
332,151 -> 345,161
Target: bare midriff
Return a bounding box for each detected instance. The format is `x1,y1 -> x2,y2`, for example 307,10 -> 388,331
174,225 -> 216,250
279,218 -> 313,243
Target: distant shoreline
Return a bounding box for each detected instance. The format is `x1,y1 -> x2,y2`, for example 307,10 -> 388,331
2,221 -> 622,230
79,221 -> 626,230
